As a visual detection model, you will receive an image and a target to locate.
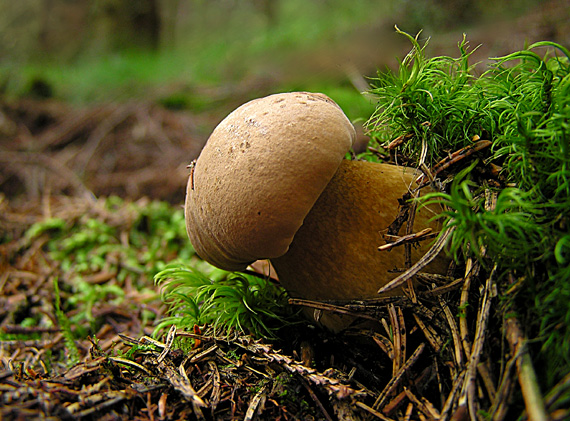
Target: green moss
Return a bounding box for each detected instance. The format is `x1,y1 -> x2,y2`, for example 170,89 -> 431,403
154,264 -> 295,340
366,31 -> 570,392
24,197 -> 195,336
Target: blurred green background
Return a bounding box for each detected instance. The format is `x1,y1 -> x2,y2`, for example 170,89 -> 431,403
1,0 -> 568,119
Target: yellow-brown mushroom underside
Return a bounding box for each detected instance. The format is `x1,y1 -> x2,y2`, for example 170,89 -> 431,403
271,159 -> 449,302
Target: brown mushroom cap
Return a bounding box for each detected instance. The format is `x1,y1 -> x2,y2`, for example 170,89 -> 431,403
185,92 -> 356,271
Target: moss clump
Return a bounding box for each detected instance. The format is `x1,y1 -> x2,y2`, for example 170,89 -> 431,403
366,29 -> 570,393
154,264 -> 294,340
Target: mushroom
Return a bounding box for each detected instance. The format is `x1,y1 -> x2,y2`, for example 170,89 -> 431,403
185,92 -> 448,330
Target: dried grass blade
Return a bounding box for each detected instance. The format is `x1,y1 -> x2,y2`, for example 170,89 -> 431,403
355,401 -> 397,421
378,225 -> 455,294
157,325 -> 176,363
413,313 -> 442,353
490,353 -> 517,421
461,266 -> 495,421
505,317 -> 548,421
404,387 -> 441,420
207,361 -> 221,412
440,370 -> 466,421
389,305 -> 403,376
372,332 -> 395,359
373,343 -> 426,410
459,258 -> 478,360
300,376 -> 335,421
244,382 -> 268,421
157,358 -> 205,408
439,295 -> 463,368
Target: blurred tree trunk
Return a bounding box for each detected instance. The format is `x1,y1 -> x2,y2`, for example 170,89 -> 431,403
38,0 -> 54,52
0,0 -> 163,62
434,0 -> 473,24
38,0 -> 90,60
252,0 -> 279,26
89,0 -> 161,52
157,0 -> 187,49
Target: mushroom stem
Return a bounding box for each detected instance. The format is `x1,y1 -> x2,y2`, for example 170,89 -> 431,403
270,159 -> 448,311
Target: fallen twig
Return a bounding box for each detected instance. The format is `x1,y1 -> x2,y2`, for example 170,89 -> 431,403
379,228 -> 436,251
505,317 -> 548,421
378,225 -> 455,294
460,266 -> 496,421
373,343 -> 426,410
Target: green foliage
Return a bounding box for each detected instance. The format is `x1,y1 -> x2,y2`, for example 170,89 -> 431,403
24,197 -> 194,333
422,162 -> 546,266
368,28 -> 491,165
68,281 -> 125,328
25,197 -> 194,285
486,42 -> 570,195
53,278 -> 80,366
367,32 -> 570,391
154,263 -> 293,340
0,0 -> 392,104
483,45 -> 570,386
24,217 -> 68,238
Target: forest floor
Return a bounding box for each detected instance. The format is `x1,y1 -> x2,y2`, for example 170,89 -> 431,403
1,2 -> 570,419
